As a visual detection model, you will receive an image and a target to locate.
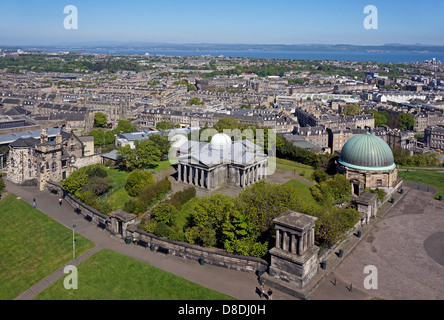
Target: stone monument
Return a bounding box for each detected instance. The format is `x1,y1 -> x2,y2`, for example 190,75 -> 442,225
269,210 -> 319,289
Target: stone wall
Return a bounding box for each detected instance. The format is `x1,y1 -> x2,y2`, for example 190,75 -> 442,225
72,154 -> 102,169
44,180 -> 268,275
6,147 -> 37,184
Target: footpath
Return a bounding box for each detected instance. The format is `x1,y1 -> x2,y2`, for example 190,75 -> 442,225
5,181 -> 296,300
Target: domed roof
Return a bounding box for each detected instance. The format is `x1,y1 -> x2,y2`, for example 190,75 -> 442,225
338,132 -> 396,171
210,133 -> 231,150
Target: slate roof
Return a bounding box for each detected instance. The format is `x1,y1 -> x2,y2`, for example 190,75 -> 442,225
178,139 -> 266,168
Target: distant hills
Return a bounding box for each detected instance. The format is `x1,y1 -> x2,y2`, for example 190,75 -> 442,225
4,43 -> 444,53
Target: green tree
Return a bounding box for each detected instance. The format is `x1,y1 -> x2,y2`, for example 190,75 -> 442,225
113,120 -> 136,134
151,203 -> 179,227
117,139 -> 161,170
94,112 -> 107,128
124,170 -> 155,197
62,169 -> 89,194
397,113 -> 414,130
341,104 -> 361,115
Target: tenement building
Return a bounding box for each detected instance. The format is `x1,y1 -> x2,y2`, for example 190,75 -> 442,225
176,133 -> 268,190
425,126 -> 444,150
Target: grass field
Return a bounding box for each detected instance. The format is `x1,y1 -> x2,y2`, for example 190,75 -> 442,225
176,197 -> 200,231
272,158 -> 315,181
34,249 -> 235,300
283,179 -> 321,209
0,193 -> 95,300
398,169 -> 444,200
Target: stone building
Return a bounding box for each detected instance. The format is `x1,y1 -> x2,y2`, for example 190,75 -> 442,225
425,126 -> 444,150
176,133 -> 268,190
337,132 -> 399,196
6,129 -> 99,190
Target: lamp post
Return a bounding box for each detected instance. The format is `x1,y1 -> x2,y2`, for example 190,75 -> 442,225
72,224 -> 76,259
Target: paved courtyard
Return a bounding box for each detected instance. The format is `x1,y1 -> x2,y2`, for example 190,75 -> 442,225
310,187 -> 444,300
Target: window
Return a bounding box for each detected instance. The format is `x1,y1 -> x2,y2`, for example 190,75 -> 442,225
377,179 -> 382,186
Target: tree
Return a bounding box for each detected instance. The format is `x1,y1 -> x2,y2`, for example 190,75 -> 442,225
341,104 -> 361,115
186,97 -> 204,105
62,169 -> 89,194
148,134 -> 170,156
94,112 -> 107,128
124,170 -> 155,197
151,202 -> 179,227
397,113 -> 414,130
156,121 -> 176,131
113,120 -> 136,134
117,139 -> 161,170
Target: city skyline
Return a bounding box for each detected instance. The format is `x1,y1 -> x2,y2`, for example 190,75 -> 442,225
1,0 -> 443,46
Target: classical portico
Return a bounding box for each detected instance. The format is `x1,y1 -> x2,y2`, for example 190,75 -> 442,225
176,133 -> 268,190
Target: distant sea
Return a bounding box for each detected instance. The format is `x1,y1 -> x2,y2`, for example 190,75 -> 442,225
36,48 -> 444,63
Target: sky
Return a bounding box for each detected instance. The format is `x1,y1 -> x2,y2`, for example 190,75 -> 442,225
1,0 -> 443,46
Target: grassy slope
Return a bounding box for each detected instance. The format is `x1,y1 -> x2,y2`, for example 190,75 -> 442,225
34,248 -> 235,300
398,168 -> 444,200
0,194 -> 95,300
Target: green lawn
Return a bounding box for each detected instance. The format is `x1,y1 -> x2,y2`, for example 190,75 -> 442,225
0,194 -> 95,300
176,197 -> 200,231
34,249 -> 235,300
150,160 -> 172,173
283,179 -> 321,209
102,166 -> 130,193
398,169 -> 444,200
272,157 -> 315,181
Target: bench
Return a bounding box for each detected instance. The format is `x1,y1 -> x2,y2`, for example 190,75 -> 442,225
136,240 -> 149,248
97,221 -> 106,230
157,246 -> 169,255
84,215 -> 92,222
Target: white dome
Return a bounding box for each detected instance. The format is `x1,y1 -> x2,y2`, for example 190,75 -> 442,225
210,133 -> 231,150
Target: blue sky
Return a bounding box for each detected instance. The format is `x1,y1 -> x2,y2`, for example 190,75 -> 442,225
1,0 -> 443,46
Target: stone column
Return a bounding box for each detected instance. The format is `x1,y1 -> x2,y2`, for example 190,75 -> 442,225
200,169 -> 204,187
298,234 -> 303,255
276,229 -> 281,250
178,163 -> 182,182
242,169 -> 246,188
290,234 -> 297,254
282,231 -> 288,251
311,228 -> 315,246
184,165 -> 188,183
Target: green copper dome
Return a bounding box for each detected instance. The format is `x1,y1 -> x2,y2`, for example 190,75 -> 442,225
338,132 -> 396,171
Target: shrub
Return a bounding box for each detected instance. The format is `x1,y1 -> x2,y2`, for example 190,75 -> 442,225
123,199 -> 137,213
81,176 -> 112,196
124,170 -> 155,197
99,202 -> 113,215
151,202 -> 178,227
62,169 -> 89,194
171,186 -> 196,205
0,176 -> 5,194
84,165 -> 108,179
154,221 -> 170,238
